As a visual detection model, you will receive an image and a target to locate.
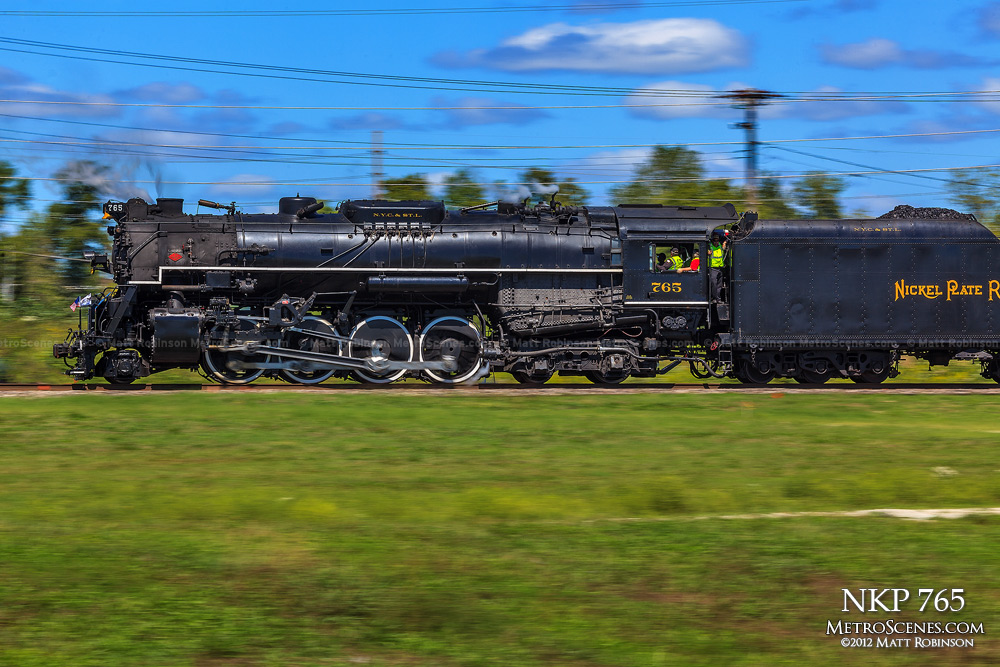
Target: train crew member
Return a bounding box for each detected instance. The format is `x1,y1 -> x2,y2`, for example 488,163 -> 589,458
709,233 -> 727,301
665,247 -> 685,272
656,252 -> 669,272
679,248 -> 700,273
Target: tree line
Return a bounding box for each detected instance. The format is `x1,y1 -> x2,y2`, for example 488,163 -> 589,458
1,161 -> 108,316
379,148 -> 850,218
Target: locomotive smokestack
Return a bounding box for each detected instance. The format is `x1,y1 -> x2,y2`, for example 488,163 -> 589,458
296,201 -> 324,218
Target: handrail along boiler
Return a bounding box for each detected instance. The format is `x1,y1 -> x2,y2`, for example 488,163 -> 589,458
53,195 -> 1000,385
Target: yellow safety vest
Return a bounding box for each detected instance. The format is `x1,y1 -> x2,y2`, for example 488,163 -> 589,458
709,243 -> 725,268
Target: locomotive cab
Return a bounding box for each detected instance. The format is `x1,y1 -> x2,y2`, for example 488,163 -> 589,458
616,204 -> 738,339
624,239 -> 707,305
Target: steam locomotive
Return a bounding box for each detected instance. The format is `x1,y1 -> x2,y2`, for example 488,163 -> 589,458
53,195 -> 1000,385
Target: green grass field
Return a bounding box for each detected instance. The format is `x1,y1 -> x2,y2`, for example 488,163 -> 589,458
2,393 -> 999,666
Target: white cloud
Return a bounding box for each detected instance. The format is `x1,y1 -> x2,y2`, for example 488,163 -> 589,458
209,174 -> 279,198
979,2 -> 1000,37
974,77 -> 1000,114
436,97 -> 548,127
624,82 -> 907,122
0,80 -> 118,118
433,18 -> 748,75
821,38 -> 994,69
625,80 -> 740,120
116,82 -> 204,104
792,85 -> 909,121
328,112 -> 409,131
821,38 -> 902,69
0,66 -> 29,85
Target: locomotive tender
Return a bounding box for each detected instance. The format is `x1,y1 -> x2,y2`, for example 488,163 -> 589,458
53,195 -> 1000,385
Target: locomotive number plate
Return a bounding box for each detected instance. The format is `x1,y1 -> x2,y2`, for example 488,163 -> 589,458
103,201 -> 127,221
651,281 -> 682,293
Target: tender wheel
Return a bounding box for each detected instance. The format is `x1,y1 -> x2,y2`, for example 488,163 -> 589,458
584,369 -> 629,385
851,368 -> 890,384
984,359 -> 1000,384
418,316 -> 483,384
850,356 -> 891,384
348,316 -> 413,384
735,358 -> 774,385
794,369 -> 831,384
279,316 -> 339,385
202,317 -> 270,385
511,368 -> 555,385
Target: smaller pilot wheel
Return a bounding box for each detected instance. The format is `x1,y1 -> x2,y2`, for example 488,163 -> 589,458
103,376 -> 137,386
584,369 -> 629,385
735,358 -> 774,385
279,316 -> 339,385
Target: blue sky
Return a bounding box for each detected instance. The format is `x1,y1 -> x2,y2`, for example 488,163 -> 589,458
1,0 -> 1000,222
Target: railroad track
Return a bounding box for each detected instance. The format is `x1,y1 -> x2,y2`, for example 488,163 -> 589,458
2,382 -> 999,393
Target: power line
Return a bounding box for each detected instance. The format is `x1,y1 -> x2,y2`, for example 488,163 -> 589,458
0,1 -> 807,17
0,128 -> 739,162
3,96 -> 999,112
4,111 -> 1000,150
767,145 -> 961,186
3,37 -> 999,103
0,98 -> 765,111
0,37 -> 754,99
13,163 -> 1000,187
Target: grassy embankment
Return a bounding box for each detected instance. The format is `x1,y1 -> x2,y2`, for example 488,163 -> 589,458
1,393 -> 998,665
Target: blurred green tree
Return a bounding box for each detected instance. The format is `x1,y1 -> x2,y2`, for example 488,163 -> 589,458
443,170 -> 485,207
0,161 -> 31,219
0,161 -> 33,303
41,161 -> 110,287
610,146 -> 744,208
382,174 -> 432,201
790,172 -> 845,219
947,168 -> 1000,232
754,176 -> 798,219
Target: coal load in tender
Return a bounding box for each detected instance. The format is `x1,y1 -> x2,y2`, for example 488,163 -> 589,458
877,204 -> 978,221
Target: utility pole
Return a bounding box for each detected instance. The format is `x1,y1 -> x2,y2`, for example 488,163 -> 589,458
371,130 -> 384,200
720,88 -> 782,208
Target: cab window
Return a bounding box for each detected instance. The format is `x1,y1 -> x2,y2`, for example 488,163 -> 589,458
650,243 -> 699,273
